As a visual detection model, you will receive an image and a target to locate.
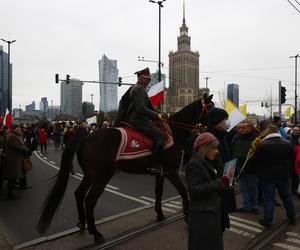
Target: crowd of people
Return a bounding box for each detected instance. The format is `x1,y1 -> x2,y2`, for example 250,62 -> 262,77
0,120 -> 109,200
185,108 -> 300,250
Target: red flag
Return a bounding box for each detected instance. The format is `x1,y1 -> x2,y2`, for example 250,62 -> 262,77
148,80 -> 164,106
3,109 -> 12,127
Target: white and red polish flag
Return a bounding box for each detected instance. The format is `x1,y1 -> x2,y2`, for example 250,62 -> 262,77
148,80 -> 164,106
3,108 -> 12,127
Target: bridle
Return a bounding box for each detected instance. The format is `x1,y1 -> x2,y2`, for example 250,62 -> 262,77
165,97 -> 214,132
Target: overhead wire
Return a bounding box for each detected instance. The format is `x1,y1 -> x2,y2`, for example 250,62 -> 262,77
286,0 -> 300,14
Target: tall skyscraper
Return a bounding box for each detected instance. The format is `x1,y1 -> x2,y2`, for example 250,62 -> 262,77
99,54 -> 118,112
227,83 -> 239,107
39,97 -> 48,112
0,45 -> 12,116
167,2 -> 199,112
60,78 -> 83,116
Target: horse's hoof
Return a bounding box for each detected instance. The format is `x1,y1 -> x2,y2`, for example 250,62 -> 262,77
184,214 -> 188,224
77,222 -> 85,232
157,214 -> 166,222
94,232 -> 105,243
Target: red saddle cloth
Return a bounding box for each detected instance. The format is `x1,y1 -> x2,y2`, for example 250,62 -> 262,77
115,125 -> 174,161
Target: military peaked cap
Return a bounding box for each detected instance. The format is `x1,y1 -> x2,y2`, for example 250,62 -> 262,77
134,67 -> 151,79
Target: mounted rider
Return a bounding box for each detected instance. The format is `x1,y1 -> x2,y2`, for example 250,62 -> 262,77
115,67 -> 168,176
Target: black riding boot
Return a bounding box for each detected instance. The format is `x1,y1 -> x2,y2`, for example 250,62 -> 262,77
149,143 -> 169,176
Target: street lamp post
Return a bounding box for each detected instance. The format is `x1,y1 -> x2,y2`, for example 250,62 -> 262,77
290,54 -> 299,124
1,38 -> 16,113
51,100 -> 53,121
149,0 -> 166,83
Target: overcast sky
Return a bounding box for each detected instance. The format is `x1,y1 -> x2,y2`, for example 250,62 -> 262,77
1,0 -> 300,116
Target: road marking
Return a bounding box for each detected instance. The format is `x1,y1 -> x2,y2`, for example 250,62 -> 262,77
105,189 -> 150,205
49,161 -> 56,164
230,220 -> 263,233
162,207 -> 177,213
273,242 -> 300,249
228,227 -> 255,238
34,151 -> 149,205
13,195 -> 181,250
287,232 -> 300,239
74,173 -> 119,190
229,215 -> 264,228
170,201 -> 181,205
286,237 -> 300,245
163,203 -> 182,209
139,196 -> 155,202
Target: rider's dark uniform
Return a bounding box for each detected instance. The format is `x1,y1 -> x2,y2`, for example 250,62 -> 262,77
115,67 -> 166,175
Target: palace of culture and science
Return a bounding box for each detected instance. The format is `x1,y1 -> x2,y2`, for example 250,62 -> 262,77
165,2 -> 201,113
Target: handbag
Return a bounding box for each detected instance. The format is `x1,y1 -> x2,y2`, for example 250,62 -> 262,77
23,158 -> 32,171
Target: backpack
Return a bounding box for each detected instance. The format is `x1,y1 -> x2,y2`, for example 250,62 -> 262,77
114,86 -> 133,126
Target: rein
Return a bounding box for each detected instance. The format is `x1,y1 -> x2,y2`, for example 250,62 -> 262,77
165,98 -> 213,132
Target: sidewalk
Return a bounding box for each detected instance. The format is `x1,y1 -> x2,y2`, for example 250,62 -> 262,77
0,228 -> 11,250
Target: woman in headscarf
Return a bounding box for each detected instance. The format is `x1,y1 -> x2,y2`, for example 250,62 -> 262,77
186,132 -> 234,250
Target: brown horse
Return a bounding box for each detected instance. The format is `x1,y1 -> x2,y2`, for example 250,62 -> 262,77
37,94 -> 214,243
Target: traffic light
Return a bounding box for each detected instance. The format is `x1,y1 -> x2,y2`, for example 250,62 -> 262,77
281,86 -> 286,104
66,74 -> 70,84
118,77 -> 122,86
55,74 -> 59,84
261,102 -> 263,107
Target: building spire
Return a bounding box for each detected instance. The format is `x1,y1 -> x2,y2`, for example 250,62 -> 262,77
183,0 -> 186,25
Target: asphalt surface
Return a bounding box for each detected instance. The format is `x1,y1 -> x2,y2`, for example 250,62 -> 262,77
0,144 -> 182,247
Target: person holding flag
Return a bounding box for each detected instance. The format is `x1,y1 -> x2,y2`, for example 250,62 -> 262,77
115,67 -> 168,176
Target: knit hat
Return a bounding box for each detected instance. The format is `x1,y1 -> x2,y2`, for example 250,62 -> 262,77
207,108 -> 229,126
193,132 -> 218,151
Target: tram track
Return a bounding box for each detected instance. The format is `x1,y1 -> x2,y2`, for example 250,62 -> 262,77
246,208 -> 300,249
96,214 -> 185,250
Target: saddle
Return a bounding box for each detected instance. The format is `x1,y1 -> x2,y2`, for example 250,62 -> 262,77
115,122 -> 174,161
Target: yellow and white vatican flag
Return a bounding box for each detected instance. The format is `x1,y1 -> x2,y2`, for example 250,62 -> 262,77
239,104 -> 247,116
86,115 -> 97,125
284,106 -> 292,118
224,99 -> 247,131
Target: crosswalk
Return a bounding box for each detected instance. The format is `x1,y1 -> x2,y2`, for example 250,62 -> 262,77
138,196 -> 268,239
273,232 -> 300,249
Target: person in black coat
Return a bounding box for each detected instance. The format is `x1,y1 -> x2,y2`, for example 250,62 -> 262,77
206,107 -> 237,214
252,125 -> 296,229
186,132 -> 234,250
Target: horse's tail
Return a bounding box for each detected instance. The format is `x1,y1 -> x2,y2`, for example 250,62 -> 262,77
37,139 -> 77,234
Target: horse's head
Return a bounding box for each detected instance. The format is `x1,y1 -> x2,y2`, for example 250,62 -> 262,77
197,93 -> 214,126
169,93 -> 214,132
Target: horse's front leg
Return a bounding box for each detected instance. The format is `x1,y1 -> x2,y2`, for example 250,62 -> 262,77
155,175 -> 166,221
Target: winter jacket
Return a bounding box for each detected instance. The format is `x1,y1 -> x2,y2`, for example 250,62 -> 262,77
186,157 -> 228,250
38,128 -> 48,144
252,133 -> 295,181
231,132 -> 257,174
2,133 -> 29,179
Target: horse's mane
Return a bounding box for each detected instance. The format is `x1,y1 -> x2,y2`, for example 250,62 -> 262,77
170,94 -> 213,125
170,100 -> 201,125
167,95 -> 213,144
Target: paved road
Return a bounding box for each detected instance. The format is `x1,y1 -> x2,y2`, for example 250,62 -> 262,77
0,144 -> 182,246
